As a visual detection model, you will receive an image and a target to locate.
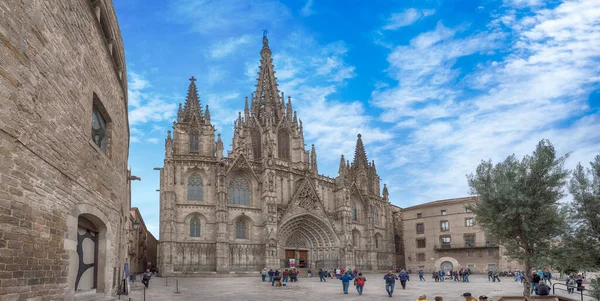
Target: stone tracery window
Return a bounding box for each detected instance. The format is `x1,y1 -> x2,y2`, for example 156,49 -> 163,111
190,218 -> 200,237
351,201 -> 358,222
277,130 -> 290,160
373,207 -> 379,225
189,129 -> 199,153
251,130 -> 261,160
187,173 -> 203,201
236,220 -> 247,239
229,176 -> 250,205
92,104 -> 107,153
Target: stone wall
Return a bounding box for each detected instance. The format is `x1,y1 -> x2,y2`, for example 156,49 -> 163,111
0,0 -> 129,299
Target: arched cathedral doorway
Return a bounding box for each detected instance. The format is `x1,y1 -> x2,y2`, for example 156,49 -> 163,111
278,214 -> 339,269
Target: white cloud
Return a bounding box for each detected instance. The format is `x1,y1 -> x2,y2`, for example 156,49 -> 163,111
301,0 -> 314,16
373,0 -> 600,206
209,35 -> 252,59
127,71 -> 178,126
146,138 -> 160,144
383,8 -> 436,30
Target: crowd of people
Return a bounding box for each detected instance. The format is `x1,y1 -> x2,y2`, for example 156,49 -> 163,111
260,265 -> 590,298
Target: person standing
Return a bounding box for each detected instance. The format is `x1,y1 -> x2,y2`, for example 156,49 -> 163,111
433,271 -> 439,282
282,269 -> 289,282
566,275 -> 576,294
383,270 -> 398,297
399,270 -> 409,289
318,269 -> 326,282
141,269 -> 152,288
308,269 -> 312,278
261,268 -> 267,282
545,270 -> 552,285
340,272 -> 353,294
418,269 -> 425,281
488,270 -> 493,281
531,271 -> 541,295
354,272 -> 366,295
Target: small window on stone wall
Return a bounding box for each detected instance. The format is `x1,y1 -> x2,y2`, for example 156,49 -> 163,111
417,253 -> 426,262
91,95 -> 110,154
190,218 -> 200,237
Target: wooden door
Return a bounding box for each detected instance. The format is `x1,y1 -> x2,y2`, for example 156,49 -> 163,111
299,250 -> 308,262
285,249 -> 295,259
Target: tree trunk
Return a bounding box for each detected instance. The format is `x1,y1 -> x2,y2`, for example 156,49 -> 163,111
523,261 -> 531,298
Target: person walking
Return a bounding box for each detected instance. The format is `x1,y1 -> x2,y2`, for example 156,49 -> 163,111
141,269 -> 152,288
463,269 -> 470,282
433,271 -> 439,282
418,269 -> 425,281
340,271 -> 353,294
308,269 -> 312,278
399,270 -> 409,289
318,269 -> 326,282
268,269 -> 274,283
545,270 -> 552,285
354,272 -> 366,295
383,270 -> 398,297
566,275 -> 576,294
493,271 -> 501,282
488,270 -> 493,281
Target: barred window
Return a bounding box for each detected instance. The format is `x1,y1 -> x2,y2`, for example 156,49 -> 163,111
229,176 -> 250,205
187,173 -> 203,201
190,218 -> 200,237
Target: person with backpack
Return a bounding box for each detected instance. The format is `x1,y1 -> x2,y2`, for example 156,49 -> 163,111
268,269 -> 274,283
383,270 -> 398,297
339,271 -> 353,294
354,272 -> 366,295
418,268 -> 425,281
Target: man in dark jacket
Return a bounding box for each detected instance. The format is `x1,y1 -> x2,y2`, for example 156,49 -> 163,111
383,270 -> 398,297
531,271 -> 541,295
141,269 -> 152,288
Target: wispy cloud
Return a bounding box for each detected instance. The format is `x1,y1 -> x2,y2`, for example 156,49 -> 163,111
383,8 -> 436,30
209,35 -> 252,59
168,0 -> 291,34
128,71 -> 178,126
373,0 -> 600,205
301,0 -> 314,17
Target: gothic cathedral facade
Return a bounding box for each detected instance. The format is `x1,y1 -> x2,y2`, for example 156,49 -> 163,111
158,35 -> 397,275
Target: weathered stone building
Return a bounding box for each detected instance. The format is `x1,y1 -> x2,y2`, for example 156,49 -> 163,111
128,208 -> 158,274
0,0 -> 132,299
157,35 -> 397,275
397,197 -> 519,274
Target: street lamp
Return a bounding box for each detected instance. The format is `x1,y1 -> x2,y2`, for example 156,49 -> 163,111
132,220 -> 141,231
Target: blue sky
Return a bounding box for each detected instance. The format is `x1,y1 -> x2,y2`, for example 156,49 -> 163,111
116,0 -> 600,238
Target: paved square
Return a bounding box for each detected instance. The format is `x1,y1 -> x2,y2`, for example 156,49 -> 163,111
127,274 -> 589,301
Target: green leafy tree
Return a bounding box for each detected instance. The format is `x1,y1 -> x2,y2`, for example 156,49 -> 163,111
466,139 -> 569,297
590,278 -> 600,301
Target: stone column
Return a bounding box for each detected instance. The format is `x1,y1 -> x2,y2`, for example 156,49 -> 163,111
216,163 -> 230,273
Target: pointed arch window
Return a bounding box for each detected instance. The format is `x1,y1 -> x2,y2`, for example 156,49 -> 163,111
375,236 -> 379,249
189,130 -> 199,153
190,218 -> 200,237
187,173 -> 203,201
277,130 -> 290,160
373,207 -> 379,226
351,201 -> 358,222
352,231 -> 360,248
236,220 -> 247,239
229,176 -> 250,205
251,130 -> 261,160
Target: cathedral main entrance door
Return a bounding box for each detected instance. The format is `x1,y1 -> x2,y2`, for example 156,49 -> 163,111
278,214 -> 340,269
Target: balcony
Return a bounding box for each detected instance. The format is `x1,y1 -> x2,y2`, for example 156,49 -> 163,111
434,242 -> 498,251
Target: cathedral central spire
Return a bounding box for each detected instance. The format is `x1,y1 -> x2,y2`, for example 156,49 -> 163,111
254,32 -> 283,124
353,133 -> 368,168
182,76 -> 203,122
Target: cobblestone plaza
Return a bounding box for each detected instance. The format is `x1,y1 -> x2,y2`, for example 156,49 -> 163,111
127,274 -> 594,301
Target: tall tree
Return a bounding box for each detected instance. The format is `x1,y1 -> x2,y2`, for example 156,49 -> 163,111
563,155 -> 600,270
466,139 -> 569,297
